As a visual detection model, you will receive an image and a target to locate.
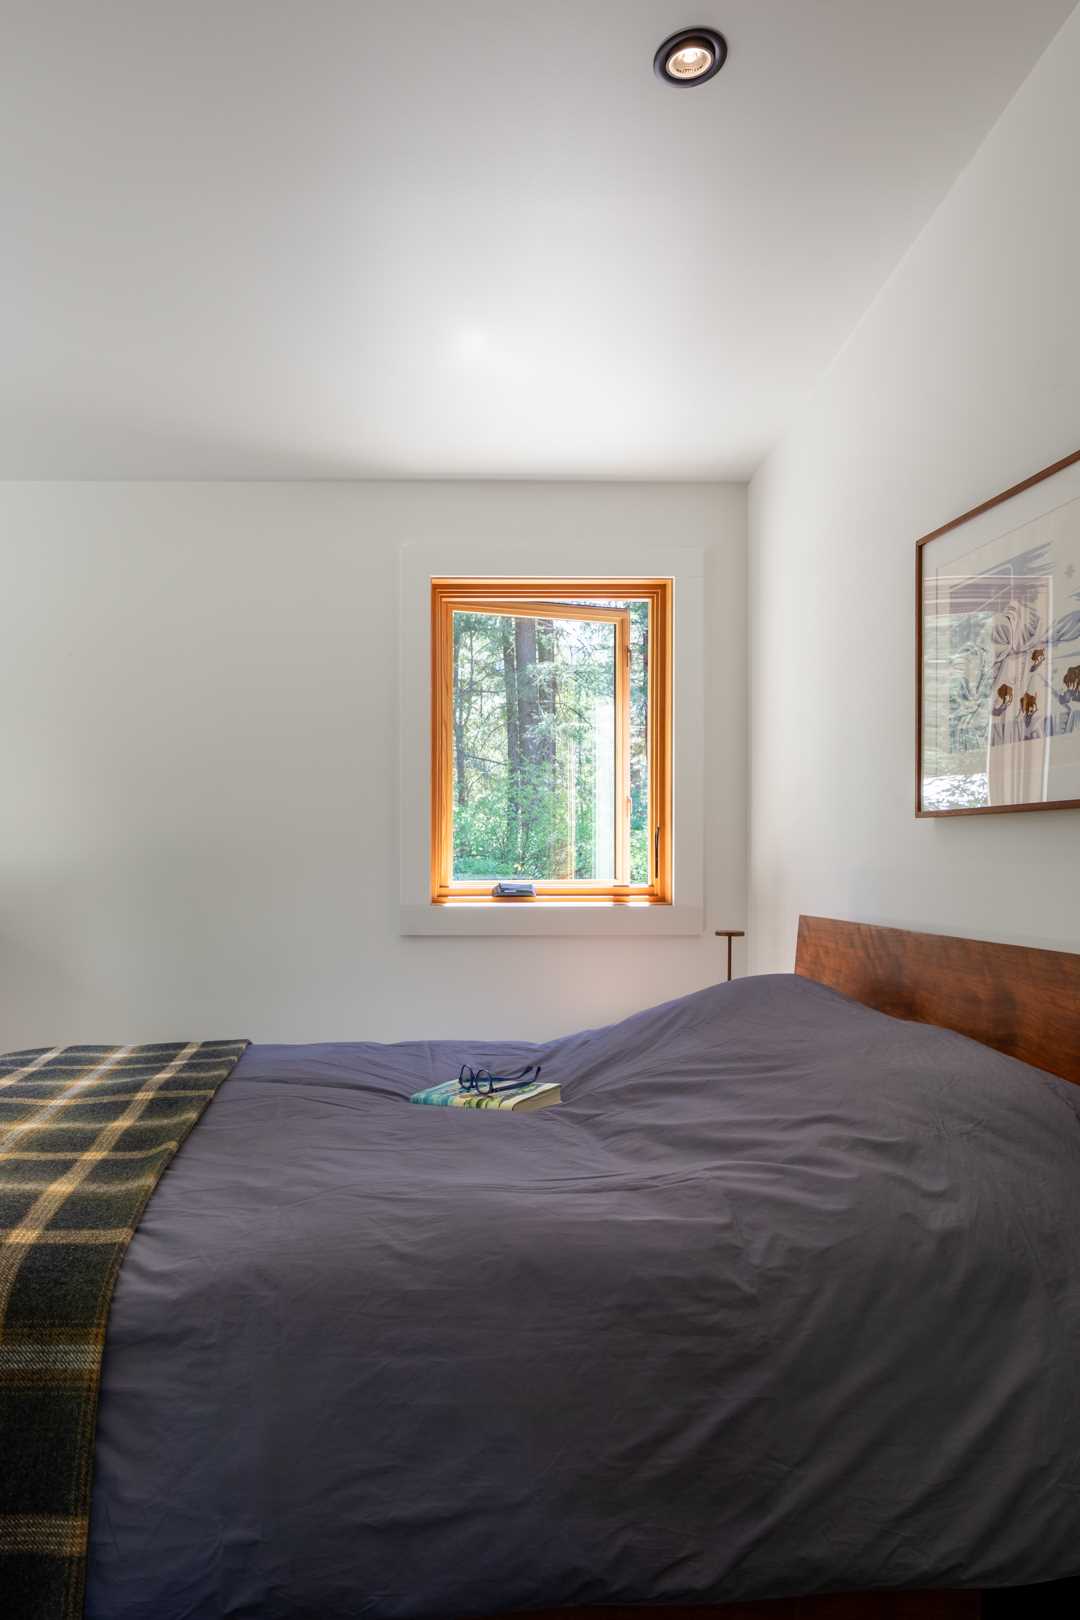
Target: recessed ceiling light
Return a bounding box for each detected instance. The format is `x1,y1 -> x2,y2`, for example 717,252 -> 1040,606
654,27 -> 727,88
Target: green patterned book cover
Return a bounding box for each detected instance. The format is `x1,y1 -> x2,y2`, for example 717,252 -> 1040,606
409,1079 -> 561,1112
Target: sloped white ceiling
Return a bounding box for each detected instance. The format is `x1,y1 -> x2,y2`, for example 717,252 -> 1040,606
1,0 -> 1074,478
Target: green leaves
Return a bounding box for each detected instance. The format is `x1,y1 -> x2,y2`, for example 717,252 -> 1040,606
451,604 -> 649,882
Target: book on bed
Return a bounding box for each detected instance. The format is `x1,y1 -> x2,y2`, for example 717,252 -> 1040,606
409,1079 -> 561,1111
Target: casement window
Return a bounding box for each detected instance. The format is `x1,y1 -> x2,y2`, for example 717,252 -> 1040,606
430,578 -> 672,904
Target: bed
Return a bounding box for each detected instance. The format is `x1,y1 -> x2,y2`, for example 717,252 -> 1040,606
15,919 -> 1080,1618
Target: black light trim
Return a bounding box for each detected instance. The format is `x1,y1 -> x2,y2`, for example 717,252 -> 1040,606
653,26 -> 728,88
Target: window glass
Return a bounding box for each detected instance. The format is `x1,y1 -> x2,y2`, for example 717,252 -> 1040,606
431,579 -> 670,904
452,608 -> 628,881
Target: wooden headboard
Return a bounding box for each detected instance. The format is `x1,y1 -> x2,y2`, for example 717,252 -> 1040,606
795,916 -> 1080,1087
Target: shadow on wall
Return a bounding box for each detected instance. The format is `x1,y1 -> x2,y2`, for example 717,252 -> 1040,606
0,867 -> 87,1050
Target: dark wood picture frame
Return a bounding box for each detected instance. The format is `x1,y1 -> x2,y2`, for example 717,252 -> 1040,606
915,446 -> 1080,818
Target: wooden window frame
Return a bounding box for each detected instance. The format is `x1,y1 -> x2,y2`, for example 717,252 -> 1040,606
431,577 -> 672,905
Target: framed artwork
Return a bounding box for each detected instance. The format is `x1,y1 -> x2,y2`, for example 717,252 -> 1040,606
917,448 -> 1080,817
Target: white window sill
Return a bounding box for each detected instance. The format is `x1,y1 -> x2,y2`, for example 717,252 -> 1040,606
400,903 -> 704,937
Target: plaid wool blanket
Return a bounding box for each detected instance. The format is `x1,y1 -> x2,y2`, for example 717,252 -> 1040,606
0,1038 -> 249,1620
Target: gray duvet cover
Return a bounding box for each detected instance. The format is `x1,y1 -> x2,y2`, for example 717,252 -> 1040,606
84,973 -> 1080,1619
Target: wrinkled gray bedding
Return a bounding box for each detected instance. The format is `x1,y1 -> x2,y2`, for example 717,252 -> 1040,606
85,974 -> 1080,1619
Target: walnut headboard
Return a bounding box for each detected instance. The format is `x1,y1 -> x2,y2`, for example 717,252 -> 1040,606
795,916 -> 1080,1088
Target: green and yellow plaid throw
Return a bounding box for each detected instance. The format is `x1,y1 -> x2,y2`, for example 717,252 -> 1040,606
0,1038 -> 248,1620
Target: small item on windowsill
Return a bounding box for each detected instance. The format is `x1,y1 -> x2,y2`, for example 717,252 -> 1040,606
410,1062 -> 561,1112
492,881 -> 536,898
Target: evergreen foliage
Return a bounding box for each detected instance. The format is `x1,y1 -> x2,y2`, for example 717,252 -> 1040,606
452,601 -> 649,882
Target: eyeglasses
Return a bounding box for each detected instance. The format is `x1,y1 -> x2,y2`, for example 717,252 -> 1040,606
457,1062 -> 543,1096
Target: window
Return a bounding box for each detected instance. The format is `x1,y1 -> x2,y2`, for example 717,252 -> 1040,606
431,578 -> 671,904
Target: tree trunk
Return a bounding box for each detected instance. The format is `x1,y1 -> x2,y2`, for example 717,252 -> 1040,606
536,619 -> 558,872
453,623 -> 470,812
514,617 -> 542,869
501,619 -> 520,870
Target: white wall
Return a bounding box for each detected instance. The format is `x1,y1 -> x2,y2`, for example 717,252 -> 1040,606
0,480 -> 746,1048
748,6 -> 1080,973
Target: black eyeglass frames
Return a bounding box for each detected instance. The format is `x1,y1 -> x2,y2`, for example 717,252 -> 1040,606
457,1062 -> 543,1096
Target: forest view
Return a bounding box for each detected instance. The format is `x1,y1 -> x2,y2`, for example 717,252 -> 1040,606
452,600 -> 650,883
